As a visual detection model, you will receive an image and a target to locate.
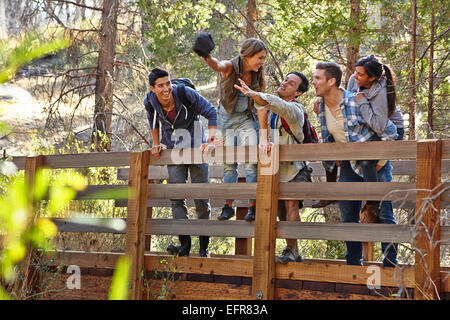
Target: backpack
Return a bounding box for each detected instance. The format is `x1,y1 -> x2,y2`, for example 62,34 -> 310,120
302,112 -> 319,144
171,78 -> 195,108
279,99 -> 319,144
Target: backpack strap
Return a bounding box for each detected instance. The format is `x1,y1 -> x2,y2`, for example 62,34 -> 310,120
176,84 -> 192,109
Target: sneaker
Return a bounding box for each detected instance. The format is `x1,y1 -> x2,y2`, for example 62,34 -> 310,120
167,244 -> 189,257
199,249 -> 210,258
312,199 -> 338,208
218,204 -> 235,220
277,247 -> 301,264
244,205 -> 256,221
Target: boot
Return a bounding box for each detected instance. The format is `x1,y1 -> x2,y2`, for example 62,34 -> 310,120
167,235 -> 191,256
244,205 -> 256,221
360,202 -> 380,223
199,236 -> 210,258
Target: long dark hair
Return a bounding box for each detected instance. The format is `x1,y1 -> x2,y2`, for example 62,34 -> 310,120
240,38 -> 266,92
356,55 -> 396,116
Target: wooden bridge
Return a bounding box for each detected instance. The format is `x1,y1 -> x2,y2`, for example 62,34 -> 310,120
12,139 -> 450,300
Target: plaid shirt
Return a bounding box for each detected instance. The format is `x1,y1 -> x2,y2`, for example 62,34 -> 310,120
318,89 -> 397,172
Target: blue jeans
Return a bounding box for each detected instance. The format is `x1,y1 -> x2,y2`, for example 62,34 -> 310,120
374,126 -> 403,266
218,109 -> 258,203
167,164 -> 211,220
377,162 -> 398,267
338,161 -> 364,265
339,161 -> 399,266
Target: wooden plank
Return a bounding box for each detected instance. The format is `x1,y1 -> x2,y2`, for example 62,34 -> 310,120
49,217 -> 450,245
10,139 -> 450,171
414,139 -> 442,300
41,251 -> 450,293
144,254 -> 253,278
147,219 -> 253,238
279,182 -> 419,201
147,182 -> 257,200
252,146 -> 279,300
144,279 -> 253,300
114,198 -> 433,209
124,151 -> 150,300
235,177 -> 253,256
11,156 -> 26,170
280,140 -> 418,161
143,181 -> 450,203
115,159 -> 450,181
442,139 -> 450,159
135,141 -> 419,166
16,156 -> 46,299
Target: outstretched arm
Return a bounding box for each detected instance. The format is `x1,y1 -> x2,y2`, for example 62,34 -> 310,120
202,55 -> 233,79
234,78 -> 269,106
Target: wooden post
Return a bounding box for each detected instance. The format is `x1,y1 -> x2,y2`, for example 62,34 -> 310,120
252,145 -> 279,300
145,179 -> 154,252
17,156 -> 46,299
362,242 -> 374,262
414,139 -> 442,299
235,177 -> 252,255
125,151 -> 150,300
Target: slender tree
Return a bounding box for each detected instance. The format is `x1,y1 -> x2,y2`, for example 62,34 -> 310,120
246,0 -> 257,38
427,0 -> 436,138
92,0 -> 118,151
345,0 -> 360,86
408,0 -> 417,140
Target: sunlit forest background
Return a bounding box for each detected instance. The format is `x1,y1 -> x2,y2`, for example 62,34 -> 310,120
0,0 -> 448,299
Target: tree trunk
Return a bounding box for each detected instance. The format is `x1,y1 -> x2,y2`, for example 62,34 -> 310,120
246,0 -> 257,37
345,0 -> 361,87
408,0 -> 417,140
427,0 -> 435,138
92,0 -> 118,151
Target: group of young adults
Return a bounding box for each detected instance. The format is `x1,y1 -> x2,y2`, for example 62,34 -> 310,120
143,34 -> 404,267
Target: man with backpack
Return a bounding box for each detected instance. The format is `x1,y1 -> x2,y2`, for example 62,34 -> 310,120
144,67 -> 217,258
234,71 -> 314,264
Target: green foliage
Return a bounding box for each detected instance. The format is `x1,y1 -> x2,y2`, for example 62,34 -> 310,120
0,168 -> 81,288
108,255 -> 131,300
0,32 -> 70,84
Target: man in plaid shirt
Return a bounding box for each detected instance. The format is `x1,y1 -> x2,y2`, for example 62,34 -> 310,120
312,62 -> 397,266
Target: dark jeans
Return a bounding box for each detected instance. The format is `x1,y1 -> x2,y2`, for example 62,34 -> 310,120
167,164 -> 211,220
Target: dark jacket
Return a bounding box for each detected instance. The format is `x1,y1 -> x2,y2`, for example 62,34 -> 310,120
144,85 -> 217,149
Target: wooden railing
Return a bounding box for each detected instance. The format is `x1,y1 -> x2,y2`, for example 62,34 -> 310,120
11,139 -> 450,300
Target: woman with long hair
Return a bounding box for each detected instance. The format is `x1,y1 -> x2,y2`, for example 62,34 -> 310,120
200,37 -> 268,222
350,54 -> 405,268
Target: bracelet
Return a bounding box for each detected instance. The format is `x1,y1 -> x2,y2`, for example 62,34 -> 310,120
207,137 -> 215,143
152,144 -> 161,148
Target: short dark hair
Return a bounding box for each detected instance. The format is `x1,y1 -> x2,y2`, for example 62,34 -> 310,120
315,62 -> 342,87
287,71 -> 309,94
148,68 -> 169,86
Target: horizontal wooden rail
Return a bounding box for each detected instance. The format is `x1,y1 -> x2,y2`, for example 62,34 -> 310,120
50,218 -> 450,244
42,250 -> 450,291
12,140 -> 450,170
115,160 -> 450,180
113,199 -> 420,209
73,181 -> 449,207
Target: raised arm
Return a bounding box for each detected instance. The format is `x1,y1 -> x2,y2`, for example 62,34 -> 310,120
202,54 -> 233,79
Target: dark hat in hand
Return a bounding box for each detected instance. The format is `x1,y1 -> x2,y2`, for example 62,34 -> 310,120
193,32 -> 215,59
